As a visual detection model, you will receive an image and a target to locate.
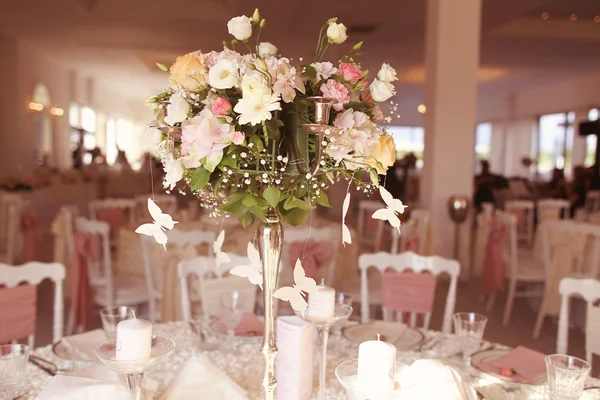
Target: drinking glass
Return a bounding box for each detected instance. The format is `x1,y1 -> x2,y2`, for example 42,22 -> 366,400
219,291 -> 243,337
545,354 -> 590,400
0,344 -> 29,399
452,312 -> 487,368
100,306 -> 136,340
331,293 -> 353,349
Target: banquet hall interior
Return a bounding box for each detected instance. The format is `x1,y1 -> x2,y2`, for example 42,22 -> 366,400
2,0 -> 600,398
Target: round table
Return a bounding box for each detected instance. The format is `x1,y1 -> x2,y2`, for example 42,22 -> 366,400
22,322 -> 600,399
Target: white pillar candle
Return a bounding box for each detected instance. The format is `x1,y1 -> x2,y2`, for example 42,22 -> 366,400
357,337 -> 396,395
116,318 -> 152,361
306,281 -> 335,319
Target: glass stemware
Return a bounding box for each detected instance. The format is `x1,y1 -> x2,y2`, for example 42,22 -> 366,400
219,291 -> 244,338
452,312 -> 487,368
331,293 -> 353,350
335,359 -> 416,399
100,306 -> 136,340
0,344 -> 29,399
545,354 -> 590,400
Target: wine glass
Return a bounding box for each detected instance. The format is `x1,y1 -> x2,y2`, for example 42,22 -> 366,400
100,306 -> 136,340
0,344 -> 29,399
331,293 -> 353,350
545,354 -> 590,400
189,310 -> 218,351
219,291 -> 244,338
452,312 -> 487,368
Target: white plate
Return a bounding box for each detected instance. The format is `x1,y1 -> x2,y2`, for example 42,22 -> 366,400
208,317 -> 264,341
52,341 -> 95,365
582,387 -> 600,400
472,348 -> 546,386
342,323 -> 424,349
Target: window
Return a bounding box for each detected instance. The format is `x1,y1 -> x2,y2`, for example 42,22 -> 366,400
585,108 -> 599,167
537,112 -> 575,177
475,122 -> 492,162
69,103 -> 97,165
387,126 -> 424,164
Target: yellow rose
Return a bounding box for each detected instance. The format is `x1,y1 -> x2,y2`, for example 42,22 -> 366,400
367,133 -> 396,174
168,52 -> 207,91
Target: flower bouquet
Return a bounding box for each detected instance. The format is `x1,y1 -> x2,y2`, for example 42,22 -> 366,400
146,9 -> 399,228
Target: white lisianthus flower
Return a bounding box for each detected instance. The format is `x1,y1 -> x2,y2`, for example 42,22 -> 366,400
327,22 -> 347,44
227,15 -> 253,41
310,62 -> 338,81
164,92 -> 190,126
369,79 -> 396,102
234,93 -> 282,125
208,59 -> 239,89
258,42 -> 278,58
163,155 -> 184,190
377,63 -> 398,83
241,73 -> 271,98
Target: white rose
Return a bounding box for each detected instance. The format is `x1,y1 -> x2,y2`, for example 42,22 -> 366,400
164,92 -> 190,126
241,73 -> 271,98
163,155 -> 184,190
227,15 -> 253,41
208,59 -> 239,89
377,63 -> 398,83
369,79 -> 395,103
258,42 -> 278,58
327,22 -> 347,44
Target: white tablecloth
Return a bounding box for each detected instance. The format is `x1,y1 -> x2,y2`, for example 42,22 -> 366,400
22,321 -> 600,399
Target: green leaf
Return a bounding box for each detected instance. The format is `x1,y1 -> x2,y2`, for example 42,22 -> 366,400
190,167 -> 212,191
352,41 -> 363,51
303,65 -> 317,80
248,134 -> 264,152
283,196 -> 311,211
242,193 -> 261,207
278,204 -> 309,226
263,187 -> 281,208
264,118 -> 283,141
238,213 -> 255,229
369,168 -> 380,187
314,191 -> 331,207
219,153 -> 238,169
219,193 -> 246,214
156,63 -> 169,72
249,206 -> 266,222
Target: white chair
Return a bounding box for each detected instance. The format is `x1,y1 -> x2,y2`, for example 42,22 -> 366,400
505,200 -> 535,246
177,254 -> 251,321
75,217 -> 149,312
586,190 -> 600,213
556,278 -> 600,367
537,199 -> 570,223
283,226 -> 339,286
0,199 -> 21,264
135,194 -> 177,221
390,209 -> 430,254
0,262 -> 65,347
493,210 -> 546,326
140,229 -> 216,322
358,251 -> 459,333
89,198 -> 137,225
357,200 -> 385,251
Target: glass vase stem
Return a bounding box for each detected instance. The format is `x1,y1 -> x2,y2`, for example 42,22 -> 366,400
125,372 -> 144,400
316,325 -> 331,400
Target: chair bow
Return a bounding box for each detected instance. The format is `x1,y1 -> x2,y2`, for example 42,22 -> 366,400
482,217 -> 507,295
70,233 -> 99,330
288,239 -> 333,281
400,231 -> 420,253
20,211 -> 37,263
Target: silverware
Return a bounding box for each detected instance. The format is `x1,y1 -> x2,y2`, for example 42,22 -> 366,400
28,356 -> 57,376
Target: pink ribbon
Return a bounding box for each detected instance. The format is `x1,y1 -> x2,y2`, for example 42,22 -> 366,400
20,211 -> 37,263
510,209 -> 526,228
96,209 -> 126,241
288,239 -> 333,280
381,271 -> 437,314
0,285 -> 37,343
482,217 -> 506,295
400,231 -> 420,253
70,232 -> 98,330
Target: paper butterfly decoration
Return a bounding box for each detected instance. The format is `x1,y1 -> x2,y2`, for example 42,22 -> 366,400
372,186 -> 407,232
135,198 -> 178,249
342,192 -> 352,246
273,259 -> 319,317
213,230 -> 230,268
229,242 -> 263,289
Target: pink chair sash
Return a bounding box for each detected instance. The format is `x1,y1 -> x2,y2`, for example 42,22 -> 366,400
96,209 -> 126,241
400,231 -> 420,253
70,233 -> 98,330
482,217 -> 506,295
381,271 -> 437,314
20,211 -> 37,263
0,285 -> 37,343
510,209 -> 526,229
288,239 -> 333,280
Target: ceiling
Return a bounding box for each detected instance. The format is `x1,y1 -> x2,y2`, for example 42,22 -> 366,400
1,0 -> 600,115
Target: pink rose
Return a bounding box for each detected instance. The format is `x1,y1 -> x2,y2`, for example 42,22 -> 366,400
340,63 -> 363,83
212,97 -> 232,116
372,105 -> 384,122
320,79 -> 350,112
232,131 -> 245,145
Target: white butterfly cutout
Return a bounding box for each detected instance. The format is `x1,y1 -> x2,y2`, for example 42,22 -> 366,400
273,259 -> 319,317
213,230 -> 230,268
229,242 -> 263,289
135,198 -> 178,250
342,192 -> 352,246
372,186 -> 407,232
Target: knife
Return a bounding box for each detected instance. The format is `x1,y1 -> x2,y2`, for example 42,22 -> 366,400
28,356 -> 57,376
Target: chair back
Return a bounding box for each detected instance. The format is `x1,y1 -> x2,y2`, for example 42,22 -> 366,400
0,193 -> 26,264
177,254 -> 253,320
557,278 -> 600,367
135,195 -> 177,221
586,190 -> 600,213
358,251 -> 460,333
357,200 -> 385,251
494,210 -> 520,278
283,226 -> 338,285
0,262 -> 65,347
89,198 -> 137,225
505,199 -> 535,245
390,209 -> 430,254
538,199 -> 570,223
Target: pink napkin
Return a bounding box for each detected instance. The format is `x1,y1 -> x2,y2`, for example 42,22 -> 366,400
217,313 -> 263,337
479,346 -> 547,383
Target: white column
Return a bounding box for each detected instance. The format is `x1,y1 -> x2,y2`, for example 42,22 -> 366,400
571,109 -> 589,171
422,0 -> 481,263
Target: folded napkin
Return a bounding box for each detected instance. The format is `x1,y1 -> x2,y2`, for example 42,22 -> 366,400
216,313 -> 264,337
479,346 -> 546,383
61,329 -> 107,361
402,360 -> 477,400
159,356 -> 248,400
350,321 -> 407,344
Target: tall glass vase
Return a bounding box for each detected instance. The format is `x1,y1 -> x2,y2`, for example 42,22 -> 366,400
256,209 -> 283,400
